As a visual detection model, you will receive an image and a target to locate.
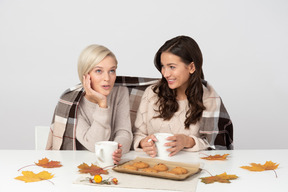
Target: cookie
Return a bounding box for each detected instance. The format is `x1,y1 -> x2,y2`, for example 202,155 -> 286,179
142,167 -> 158,173
153,163 -> 168,172
123,164 -> 138,171
168,167 -> 188,175
132,161 -> 150,169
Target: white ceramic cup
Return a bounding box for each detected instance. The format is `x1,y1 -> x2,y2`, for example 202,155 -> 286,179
154,133 -> 173,159
95,141 -> 118,168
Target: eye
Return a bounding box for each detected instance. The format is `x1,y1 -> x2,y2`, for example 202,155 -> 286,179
170,66 -> 175,69
95,69 -> 102,74
109,69 -> 116,74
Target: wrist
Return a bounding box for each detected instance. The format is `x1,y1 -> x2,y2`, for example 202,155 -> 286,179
139,139 -> 145,148
98,102 -> 107,108
185,136 -> 195,148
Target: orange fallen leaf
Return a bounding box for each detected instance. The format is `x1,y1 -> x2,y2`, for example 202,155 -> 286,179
241,161 -> 279,178
200,172 -> 238,184
35,157 -> 63,168
241,161 -> 279,171
78,163 -> 108,176
201,154 -> 229,160
18,157 -> 63,171
15,171 -> 54,183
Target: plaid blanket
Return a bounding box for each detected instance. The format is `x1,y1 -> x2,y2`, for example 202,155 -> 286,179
46,76 -> 233,150
200,80 -> 233,150
46,76 -> 159,150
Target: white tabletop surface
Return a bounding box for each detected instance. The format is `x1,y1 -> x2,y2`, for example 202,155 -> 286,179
0,149 -> 287,192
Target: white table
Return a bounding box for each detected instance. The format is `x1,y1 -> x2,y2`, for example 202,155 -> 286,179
0,149 -> 287,192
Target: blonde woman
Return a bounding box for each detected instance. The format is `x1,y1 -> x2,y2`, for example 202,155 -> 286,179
46,44 -> 133,164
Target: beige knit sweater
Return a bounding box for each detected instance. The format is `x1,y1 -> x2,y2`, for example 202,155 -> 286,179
133,85 -> 211,152
76,86 -> 133,153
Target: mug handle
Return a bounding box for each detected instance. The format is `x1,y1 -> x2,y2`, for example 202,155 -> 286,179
96,146 -> 104,163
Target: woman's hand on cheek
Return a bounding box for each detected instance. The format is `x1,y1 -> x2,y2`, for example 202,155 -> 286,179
83,74 -> 107,108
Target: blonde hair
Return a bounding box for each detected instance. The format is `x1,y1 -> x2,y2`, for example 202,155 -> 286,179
77,44 -> 117,84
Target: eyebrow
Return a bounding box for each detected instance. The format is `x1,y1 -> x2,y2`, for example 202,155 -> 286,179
162,63 -> 177,66
94,66 -> 117,69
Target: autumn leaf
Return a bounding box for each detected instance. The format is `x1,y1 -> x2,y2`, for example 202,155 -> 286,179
201,154 -> 229,160
241,161 -> 279,177
78,163 -> 108,176
241,161 -> 279,171
18,157 -> 62,171
35,157 -> 62,168
15,171 -> 54,183
200,172 -> 238,184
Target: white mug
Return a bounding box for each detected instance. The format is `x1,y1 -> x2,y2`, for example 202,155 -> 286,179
95,141 -> 118,168
154,133 -> 173,159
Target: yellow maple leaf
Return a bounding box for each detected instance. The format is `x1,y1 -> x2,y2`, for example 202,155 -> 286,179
241,161 -> 279,178
15,171 -> 54,183
241,161 -> 279,172
200,172 -> 238,184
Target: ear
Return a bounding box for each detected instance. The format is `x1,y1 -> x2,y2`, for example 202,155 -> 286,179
189,62 -> 196,74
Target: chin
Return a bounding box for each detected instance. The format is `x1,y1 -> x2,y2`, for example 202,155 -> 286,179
168,85 -> 177,90
101,92 -> 110,96
102,90 -> 112,96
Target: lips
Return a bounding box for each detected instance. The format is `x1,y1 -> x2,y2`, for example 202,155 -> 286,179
166,79 -> 175,84
102,85 -> 111,90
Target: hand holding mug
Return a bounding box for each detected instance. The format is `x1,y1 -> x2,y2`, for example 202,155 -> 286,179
165,134 -> 195,156
112,143 -> 122,165
95,141 -> 118,168
140,135 -> 157,157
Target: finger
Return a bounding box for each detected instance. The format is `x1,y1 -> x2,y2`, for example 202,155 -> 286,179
114,149 -> 122,156
169,151 -> 176,157
142,146 -> 154,153
165,141 -> 176,147
113,157 -> 121,165
166,144 -> 176,152
85,74 -> 92,88
143,140 -> 154,148
169,146 -> 180,156
166,135 -> 176,141
143,146 -> 157,156
148,150 -> 157,157
83,75 -> 91,93
150,135 -> 158,142
82,75 -> 86,86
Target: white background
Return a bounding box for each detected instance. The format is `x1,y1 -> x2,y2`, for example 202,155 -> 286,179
0,0 -> 287,150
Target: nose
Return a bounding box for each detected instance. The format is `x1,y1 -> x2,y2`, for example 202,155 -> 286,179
104,72 -> 110,81
162,68 -> 170,78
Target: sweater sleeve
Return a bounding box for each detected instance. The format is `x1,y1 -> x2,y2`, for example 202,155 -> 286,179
112,87 -> 133,154
132,86 -> 151,151
183,135 -> 210,152
76,100 -> 112,152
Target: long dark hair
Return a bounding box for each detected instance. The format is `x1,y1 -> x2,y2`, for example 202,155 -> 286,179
153,35 -> 206,129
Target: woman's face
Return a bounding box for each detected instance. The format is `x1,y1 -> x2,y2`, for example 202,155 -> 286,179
88,56 -> 117,96
160,51 -> 195,93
